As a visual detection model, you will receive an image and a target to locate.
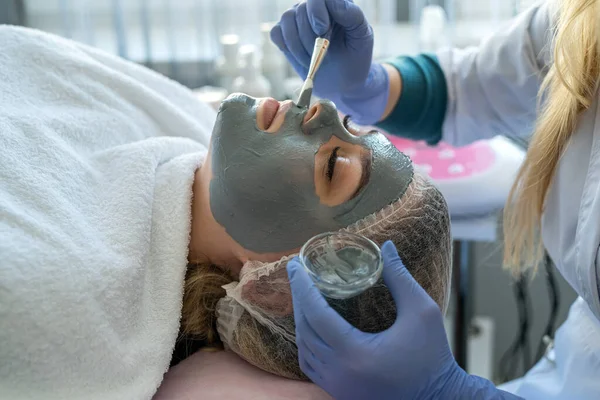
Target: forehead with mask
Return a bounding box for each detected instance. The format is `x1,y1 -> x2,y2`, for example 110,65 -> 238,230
181,94 -> 451,380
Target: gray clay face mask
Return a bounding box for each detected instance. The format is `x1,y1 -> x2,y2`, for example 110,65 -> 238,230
209,94 -> 414,253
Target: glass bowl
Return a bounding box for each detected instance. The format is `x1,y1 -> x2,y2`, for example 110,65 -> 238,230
299,231 -> 383,299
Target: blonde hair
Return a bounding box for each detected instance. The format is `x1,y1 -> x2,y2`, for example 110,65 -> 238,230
180,261 -> 232,345
503,0 -> 600,273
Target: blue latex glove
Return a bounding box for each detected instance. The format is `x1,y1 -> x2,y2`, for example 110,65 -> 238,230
270,0 -> 389,125
287,241 -> 523,400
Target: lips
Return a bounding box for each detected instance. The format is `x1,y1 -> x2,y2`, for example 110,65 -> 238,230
261,98 -> 280,130
257,99 -> 294,132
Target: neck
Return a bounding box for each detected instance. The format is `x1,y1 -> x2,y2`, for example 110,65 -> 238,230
189,166 -> 242,271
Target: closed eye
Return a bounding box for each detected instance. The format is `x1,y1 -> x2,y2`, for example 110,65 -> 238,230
327,147 -> 340,181
343,115 -> 380,136
350,150 -> 371,199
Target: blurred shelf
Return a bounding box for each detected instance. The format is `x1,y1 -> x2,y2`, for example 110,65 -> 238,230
30,19 -> 512,65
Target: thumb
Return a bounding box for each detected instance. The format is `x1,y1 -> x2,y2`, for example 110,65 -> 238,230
381,241 -> 431,316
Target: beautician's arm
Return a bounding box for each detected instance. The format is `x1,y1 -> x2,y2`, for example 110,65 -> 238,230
380,64 -> 401,121
272,0 -> 551,148
377,1 -> 553,147
376,56 -> 447,145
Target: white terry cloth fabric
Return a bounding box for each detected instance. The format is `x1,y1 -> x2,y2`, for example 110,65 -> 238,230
0,26 -> 216,399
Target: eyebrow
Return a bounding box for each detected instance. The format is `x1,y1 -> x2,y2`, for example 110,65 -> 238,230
350,150 -> 372,200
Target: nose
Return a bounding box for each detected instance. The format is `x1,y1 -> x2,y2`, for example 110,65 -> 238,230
302,100 -> 341,125
303,103 -> 321,125
301,100 -> 358,142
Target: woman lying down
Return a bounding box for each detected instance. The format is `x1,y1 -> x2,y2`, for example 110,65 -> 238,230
0,26 -> 452,400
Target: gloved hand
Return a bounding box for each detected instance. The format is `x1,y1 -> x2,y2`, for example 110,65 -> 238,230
271,0 -> 389,125
287,241 -> 523,400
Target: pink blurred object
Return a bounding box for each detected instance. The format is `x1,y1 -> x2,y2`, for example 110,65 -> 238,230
386,136 -> 495,180
386,135 -> 525,216
154,350 -> 331,400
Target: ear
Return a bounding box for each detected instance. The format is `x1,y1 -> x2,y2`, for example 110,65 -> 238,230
240,264 -> 294,317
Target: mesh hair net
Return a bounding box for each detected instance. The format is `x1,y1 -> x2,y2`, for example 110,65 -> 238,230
216,171 -> 452,380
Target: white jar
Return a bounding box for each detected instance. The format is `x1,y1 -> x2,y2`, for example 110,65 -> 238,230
419,5 -> 448,52
192,86 -> 229,111
215,34 -> 240,92
260,23 -> 288,100
231,45 -> 272,98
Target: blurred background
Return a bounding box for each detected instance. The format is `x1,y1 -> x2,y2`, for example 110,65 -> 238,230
0,0 -> 574,386
3,0 -> 537,88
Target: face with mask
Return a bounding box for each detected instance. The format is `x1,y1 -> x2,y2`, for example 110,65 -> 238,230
205,93 -> 414,255
183,94 -> 451,380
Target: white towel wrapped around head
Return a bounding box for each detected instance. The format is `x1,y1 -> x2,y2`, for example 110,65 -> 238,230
0,26 -> 216,399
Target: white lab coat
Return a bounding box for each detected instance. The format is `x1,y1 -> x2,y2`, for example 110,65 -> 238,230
437,1 -> 600,398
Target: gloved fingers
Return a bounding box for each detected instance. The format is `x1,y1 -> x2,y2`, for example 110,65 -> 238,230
295,2 -> 319,59
287,257 -> 356,348
270,23 -> 286,51
298,352 -> 325,387
270,23 -> 309,78
323,0 -> 369,35
296,313 -> 336,358
306,0 -> 331,36
298,338 -> 333,385
297,336 -> 329,367
280,7 -> 311,70
381,241 -> 432,318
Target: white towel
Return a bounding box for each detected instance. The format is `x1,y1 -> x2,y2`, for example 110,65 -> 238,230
0,26 -> 217,399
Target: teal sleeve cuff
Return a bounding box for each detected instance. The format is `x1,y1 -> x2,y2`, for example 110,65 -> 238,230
376,54 -> 447,145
